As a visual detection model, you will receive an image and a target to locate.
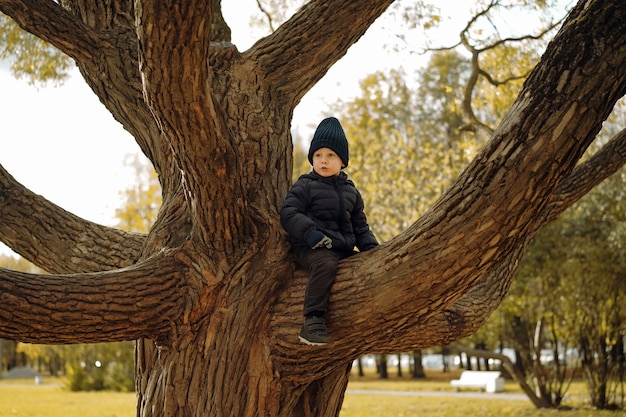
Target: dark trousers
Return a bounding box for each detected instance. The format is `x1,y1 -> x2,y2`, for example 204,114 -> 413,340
294,248 -> 353,317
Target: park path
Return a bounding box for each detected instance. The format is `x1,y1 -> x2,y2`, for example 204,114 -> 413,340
346,389 -> 529,401
2,382 -> 530,401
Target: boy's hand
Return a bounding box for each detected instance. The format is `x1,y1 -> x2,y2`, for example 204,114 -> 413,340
307,230 -> 333,249
313,235 -> 332,249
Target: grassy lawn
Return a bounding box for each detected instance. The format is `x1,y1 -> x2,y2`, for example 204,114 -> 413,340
342,368 -> 613,417
0,371 -> 621,417
341,394 -> 626,417
0,382 -> 134,417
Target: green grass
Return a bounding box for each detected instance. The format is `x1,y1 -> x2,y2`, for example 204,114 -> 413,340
0,382 -> 134,417
342,368 -> 618,417
0,373 -> 622,417
341,394 -> 623,417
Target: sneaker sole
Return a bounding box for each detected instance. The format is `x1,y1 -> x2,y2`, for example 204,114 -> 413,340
298,335 -> 330,346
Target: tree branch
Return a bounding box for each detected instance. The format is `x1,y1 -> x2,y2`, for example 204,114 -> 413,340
0,250 -> 198,344
475,23 -> 563,54
0,163 -> 144,273
395,129 -> 626,351
135,0 -> 213,114
0,0 -> 170,176
246,0 -> 394,103
0,0 -> 106,62
133,0 -> 227,201
255,0 -> 276,33
542,128 -> 626,223
273,126 -> 626,364
456,1 -> 566,135
272,1 -> 626,371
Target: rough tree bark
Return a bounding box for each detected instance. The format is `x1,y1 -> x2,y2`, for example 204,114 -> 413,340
1,0 -> 626,416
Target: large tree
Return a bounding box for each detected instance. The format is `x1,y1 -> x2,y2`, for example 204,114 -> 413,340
1,1 -> 626,416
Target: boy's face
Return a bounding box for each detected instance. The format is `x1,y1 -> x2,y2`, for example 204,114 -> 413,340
312,147 -> 344,177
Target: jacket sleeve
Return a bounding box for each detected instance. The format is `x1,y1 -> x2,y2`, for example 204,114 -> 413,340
280,179 -> 316,244
352,189 -> 378,251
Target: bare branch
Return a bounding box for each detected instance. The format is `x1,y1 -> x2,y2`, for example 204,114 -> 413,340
453,1 -> 568,134
477,67 -> 531,87
460,49 -> 495,136
255,0 -> 276,32
476,22 -> 562,54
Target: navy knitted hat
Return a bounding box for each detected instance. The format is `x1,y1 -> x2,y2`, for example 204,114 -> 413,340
308,117 -> 349,167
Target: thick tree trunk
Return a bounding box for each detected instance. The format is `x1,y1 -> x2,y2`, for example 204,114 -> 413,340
135,330 -> 353,416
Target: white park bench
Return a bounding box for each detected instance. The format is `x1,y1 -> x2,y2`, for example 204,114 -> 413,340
450,370 -> 505,393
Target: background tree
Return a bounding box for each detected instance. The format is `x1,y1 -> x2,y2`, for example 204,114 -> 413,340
115,154 -> 162,233
499,231 -> 578,408
2,1 -> 626,416
338,53 -> 476,242
0,13 -> 71,85
339,69 -> 423,241
555,169 -> 625,409
435,0 -> 564,136
499,166 -> 626,409
65,342 -> 135,392
411,350 -> 426,378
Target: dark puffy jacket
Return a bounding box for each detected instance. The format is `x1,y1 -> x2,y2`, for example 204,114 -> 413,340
280,171 -> 378,252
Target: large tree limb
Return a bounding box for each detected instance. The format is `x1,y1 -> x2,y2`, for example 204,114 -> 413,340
0,0 -> 105,62
0,163 -> 144,273
135,0 -> 212,124
134,0 -> 237,219
270,1 -> 626,376
393,129 -> 626,350
542,128 -> 626,223
0,249 -> 202,344
271,126 -> 626,373
248,0 -> 394,104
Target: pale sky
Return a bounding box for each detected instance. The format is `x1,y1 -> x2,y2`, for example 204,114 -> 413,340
1,1 -> 540,257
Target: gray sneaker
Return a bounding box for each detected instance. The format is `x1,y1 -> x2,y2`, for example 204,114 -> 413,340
299,317 -> 333,345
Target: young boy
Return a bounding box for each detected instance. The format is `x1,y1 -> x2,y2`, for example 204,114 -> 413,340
280,117 -> 378,345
